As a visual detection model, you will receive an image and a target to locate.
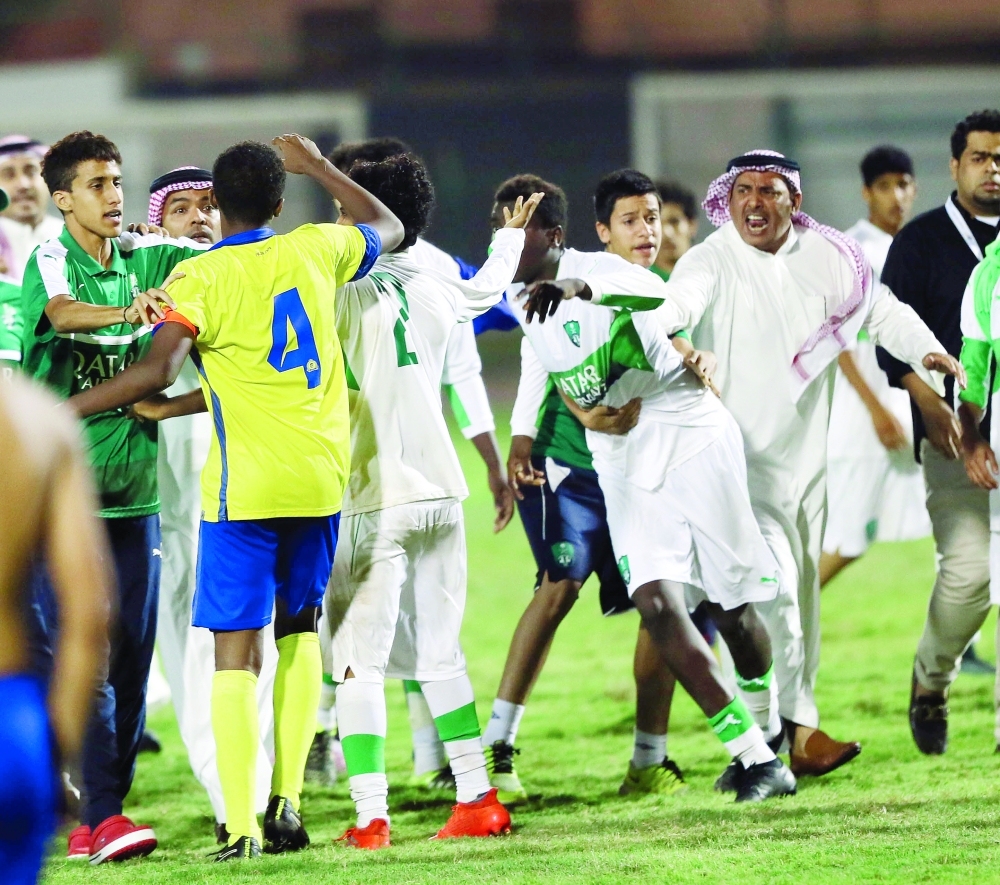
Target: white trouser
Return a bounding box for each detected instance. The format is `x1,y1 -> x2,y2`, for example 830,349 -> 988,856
156,376 -> 278,822
324,499 -> 468,685
747,459 -> 826,730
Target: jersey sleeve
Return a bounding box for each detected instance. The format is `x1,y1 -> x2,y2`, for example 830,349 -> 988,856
447,228 -> 525,322
441,323 -> 495,438
959,271 -> 994,411
0,280 -> 22,366
20,245 -> 70,344
510,335 -> 549,440
304,223 -> 381,286
162,261 -> 214,345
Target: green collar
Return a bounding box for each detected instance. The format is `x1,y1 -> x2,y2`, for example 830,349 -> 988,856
58,226 -> 127,277
649,263 -> 671,282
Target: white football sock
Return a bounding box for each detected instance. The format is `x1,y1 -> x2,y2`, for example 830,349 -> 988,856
631,729 -> 667,769
482,698 -> 525,747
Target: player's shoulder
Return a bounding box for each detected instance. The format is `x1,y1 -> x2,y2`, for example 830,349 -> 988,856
284,222 -> 363,247
409,237 -> 463,278
561,247 -> 632,276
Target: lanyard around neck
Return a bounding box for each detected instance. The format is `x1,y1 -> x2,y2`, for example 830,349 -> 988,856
946,196 -> 998,262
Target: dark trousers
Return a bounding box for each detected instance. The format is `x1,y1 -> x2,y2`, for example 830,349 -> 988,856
28,514 -> 160,829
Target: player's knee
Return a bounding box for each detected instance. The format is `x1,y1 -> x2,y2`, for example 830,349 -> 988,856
632,582 -> 687,630
536,577 -> 581,620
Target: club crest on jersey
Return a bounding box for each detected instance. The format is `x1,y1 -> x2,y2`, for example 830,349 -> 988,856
563,320 -> 581,347
551,541 -> 575,567
617,555 -> 630,584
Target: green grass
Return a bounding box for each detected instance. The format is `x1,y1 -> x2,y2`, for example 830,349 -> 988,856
42,424 -> 1000,884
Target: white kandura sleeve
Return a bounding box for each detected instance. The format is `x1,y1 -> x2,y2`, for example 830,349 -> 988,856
441,322 -> 495,439
449,228 -> 526,322
864,281 -> 947,396
510,335 -> 548,440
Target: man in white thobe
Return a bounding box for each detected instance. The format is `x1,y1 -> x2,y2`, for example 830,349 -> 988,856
527,150 -> 963,776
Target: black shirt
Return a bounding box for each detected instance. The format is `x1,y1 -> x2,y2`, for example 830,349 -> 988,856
878,193 -> 1000,460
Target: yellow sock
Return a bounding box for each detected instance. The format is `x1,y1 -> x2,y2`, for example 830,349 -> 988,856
212,669 -> 262,844
271,632 -> 323,809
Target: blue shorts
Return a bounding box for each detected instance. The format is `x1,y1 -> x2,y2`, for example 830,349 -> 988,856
0,675 -> 57,885
193,515 -> 340,631
516,455 -> 632,616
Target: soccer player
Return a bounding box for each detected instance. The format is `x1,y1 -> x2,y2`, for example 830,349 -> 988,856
21,131 -> 205,863
327,137 -> 512,790
483,172 -> 719,803
652,180 -> 699,281
0,371 -> 111,885
533,150 -> 961,778
512,182 -> 796,802
143,166 -> 279,841
822,146 -> 929,586
67,134 -> 403,860
324,154 -> 540,848
0,135 -> 63,281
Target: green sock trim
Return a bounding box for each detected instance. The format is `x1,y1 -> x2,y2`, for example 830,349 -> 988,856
402,679 -> 422,694
323,672 -> 335,686
434,701 -> 481,743
708,696 -> 754,744
735,663 -> 773,692
341,733 -> 385,776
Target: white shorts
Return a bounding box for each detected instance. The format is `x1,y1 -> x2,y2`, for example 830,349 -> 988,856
824,454 -> 930,557
593,417 -> 779,611
324,499 -> 468,684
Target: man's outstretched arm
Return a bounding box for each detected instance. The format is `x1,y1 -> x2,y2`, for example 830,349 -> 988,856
68,322 -> 194,418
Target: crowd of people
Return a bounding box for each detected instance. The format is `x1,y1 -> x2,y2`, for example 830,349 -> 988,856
1,106 -> 999,880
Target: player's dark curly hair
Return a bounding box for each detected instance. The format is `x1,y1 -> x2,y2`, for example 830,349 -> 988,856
41,131 -> 121,196
655,179 -> 698,221
329,137 -> 414,173
212,141 -> 285,228
951,109 -> 1000,160
860,145 -> 914,187
593,169 -> 657,226
347,153 -> 435,251
494,174 -> 567,231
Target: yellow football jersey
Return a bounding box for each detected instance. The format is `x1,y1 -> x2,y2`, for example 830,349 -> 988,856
165,223 -> 371,521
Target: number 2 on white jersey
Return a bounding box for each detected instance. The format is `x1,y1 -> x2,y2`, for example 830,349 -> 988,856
267,287 -> 322,388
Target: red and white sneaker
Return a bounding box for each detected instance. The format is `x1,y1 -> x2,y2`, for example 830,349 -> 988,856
67,825 -> 91,860
88,815 -> 157,864
336,818 -> 390,850
432,788 -> 512,839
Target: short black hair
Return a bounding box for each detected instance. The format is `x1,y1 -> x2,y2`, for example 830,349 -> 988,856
329,137 -> 414,174
951,109 -> 1000,161
41,131 -> 121,195
655,179 -> 698,221
347,154 -> 434,251
860,145 -> 914,187
212,141 -> 285,228
494,174 -> 567,231
593,169 -> 657,226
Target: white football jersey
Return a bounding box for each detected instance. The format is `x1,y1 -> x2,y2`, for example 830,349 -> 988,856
335,228 -> 524,515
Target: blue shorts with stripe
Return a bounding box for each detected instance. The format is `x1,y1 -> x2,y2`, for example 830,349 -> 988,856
0,675 -> 57,885
193,515 -> 340,631
516,455 -> 632,616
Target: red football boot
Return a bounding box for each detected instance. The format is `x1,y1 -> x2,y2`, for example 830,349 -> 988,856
67,825 -> 91,860
88,815 -> 157,864
336,818 -> 390,850
433,788 -> 512,839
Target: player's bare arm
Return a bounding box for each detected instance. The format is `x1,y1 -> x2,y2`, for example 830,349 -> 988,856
838,351 -> 908,451
131,388 -> 207,422
272,134 -> 405,252
901,371 -> 962,459
44,286 -> 174,334
520,277 -> 591,324
470,430 -> 514,532
507,434 -> 545,501
555,386 -> 641,435
68,321 -> 195,418
957,400 -> 999,490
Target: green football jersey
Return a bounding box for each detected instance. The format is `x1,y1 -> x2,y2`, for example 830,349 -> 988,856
21,228 -> 202,518
0,277 -> 22,380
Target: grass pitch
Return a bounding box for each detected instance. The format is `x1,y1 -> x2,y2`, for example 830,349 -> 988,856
41,423 -> 1000,884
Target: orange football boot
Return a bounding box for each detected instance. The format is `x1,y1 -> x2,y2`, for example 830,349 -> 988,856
433,788 -> 512,839
336,818 -> 390,850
